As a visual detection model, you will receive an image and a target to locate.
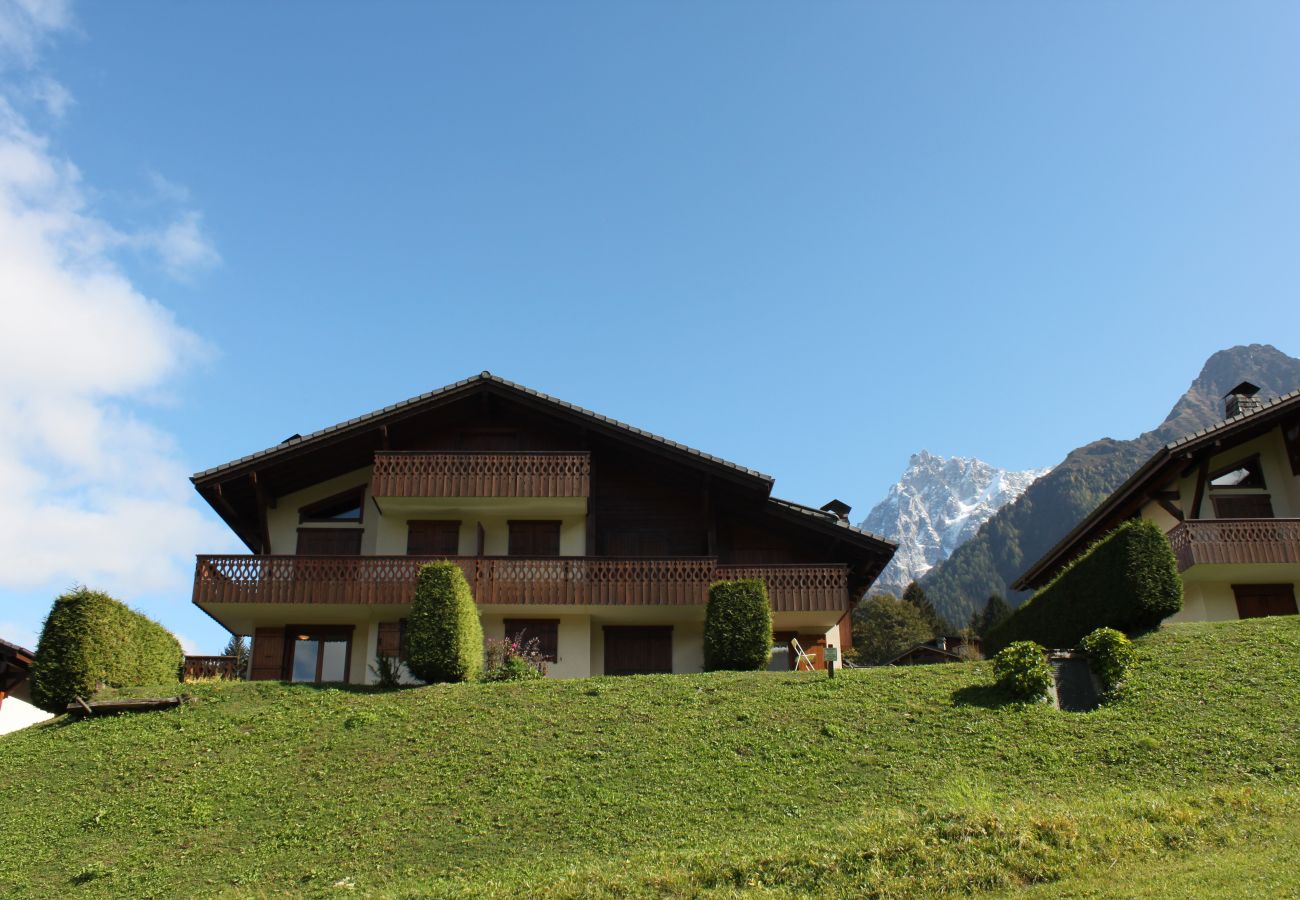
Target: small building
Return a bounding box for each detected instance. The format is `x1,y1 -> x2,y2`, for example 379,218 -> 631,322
0,639 -> 53,735
1014,383 -> 1300,621
888,635 -> 979,666
191,373 -> 897,682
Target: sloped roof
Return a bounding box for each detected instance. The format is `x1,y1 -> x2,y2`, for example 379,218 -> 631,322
1013,387 -> 1300,591
193,372 -> 773,487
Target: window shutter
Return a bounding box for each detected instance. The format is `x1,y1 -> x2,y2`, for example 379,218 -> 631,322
378,622 -> 401,658
1211,495 -> 1274,519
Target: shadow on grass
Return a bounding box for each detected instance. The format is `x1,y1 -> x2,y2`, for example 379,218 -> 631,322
951,683 -> 1013,709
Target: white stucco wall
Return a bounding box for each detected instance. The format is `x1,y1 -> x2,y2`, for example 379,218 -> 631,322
0,692 -> 53,735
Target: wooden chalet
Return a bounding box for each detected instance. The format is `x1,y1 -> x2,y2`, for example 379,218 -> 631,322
192,373 -> 896,682
0,638 -> 52,734
1015,383 -> 1300,622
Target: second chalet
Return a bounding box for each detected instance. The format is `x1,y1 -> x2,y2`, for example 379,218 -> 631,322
191,373 -> 896,683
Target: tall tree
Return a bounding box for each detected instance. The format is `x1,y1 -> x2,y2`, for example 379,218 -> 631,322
222,634 -> 250,678
902,581 -> 949,637
970,594 -> 1013,638
851,595 -> 935,665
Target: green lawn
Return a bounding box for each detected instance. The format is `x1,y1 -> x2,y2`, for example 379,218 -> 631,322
2,617 -> 1298,898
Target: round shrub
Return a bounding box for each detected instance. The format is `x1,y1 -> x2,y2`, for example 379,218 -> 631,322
1079,627 -> 1137,700
405,562 -> 483,684
30,586 -> 183,712
992,640 -> 1053,702
704,578 -> 773,671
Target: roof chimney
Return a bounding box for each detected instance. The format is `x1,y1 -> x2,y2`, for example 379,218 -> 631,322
820,499 -> 852,522
1224,382 -> 1263,418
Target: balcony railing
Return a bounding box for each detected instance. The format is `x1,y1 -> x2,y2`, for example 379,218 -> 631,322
182,655 -> 240,680
370,452 -> 590,499
193,556 -> 849,612
1166,518 -> 1300,572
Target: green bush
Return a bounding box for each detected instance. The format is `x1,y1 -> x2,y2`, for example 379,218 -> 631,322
986,520 -> 1182,654
406,562 -> 483,683
704,579 -> 773,671
992,641 -> 1054,702
30,587 -> 183,712
1079,627 -> 1137,700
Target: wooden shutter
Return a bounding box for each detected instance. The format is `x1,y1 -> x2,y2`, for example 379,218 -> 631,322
503,618 -> 559,662
1211,495 -> 1274,519
296,528 -> 363,555
377,622 -> 401,658
407,520 -> 461,555
251,627 -> 286,681
1232,584 -> 1298,619
508,521 -> 561,556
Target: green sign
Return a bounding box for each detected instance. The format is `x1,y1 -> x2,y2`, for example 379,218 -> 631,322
824,646 -> 839,663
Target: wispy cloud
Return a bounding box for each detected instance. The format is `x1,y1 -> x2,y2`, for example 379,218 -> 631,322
0,2 -> 233,635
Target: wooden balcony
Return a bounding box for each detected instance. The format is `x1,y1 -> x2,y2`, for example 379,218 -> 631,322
1166,518 -> 1300,572
370,452 -> 590,499
193,556 -> 849,612
182,655 -> 240,681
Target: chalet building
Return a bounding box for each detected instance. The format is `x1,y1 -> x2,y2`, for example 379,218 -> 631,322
192,373 -> 896,683
0,639 -> 51,735
1015,383 -> 1300,622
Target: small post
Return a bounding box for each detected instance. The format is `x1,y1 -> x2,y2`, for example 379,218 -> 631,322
824,645 -> 838,679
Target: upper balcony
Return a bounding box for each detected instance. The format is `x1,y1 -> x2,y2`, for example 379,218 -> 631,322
370,451 -> 590,499
1166,518 -> 1300,572
193,555 -> 850,612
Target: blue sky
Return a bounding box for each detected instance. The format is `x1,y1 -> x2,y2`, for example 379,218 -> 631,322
1,1 -> 1298,651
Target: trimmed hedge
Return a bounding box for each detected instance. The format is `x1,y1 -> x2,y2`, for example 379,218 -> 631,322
704,579 -> 773,671
406,562 -> 483,684
986,520 -> 1182,654
992,641 -> 1053,702
30,587 -> 183,712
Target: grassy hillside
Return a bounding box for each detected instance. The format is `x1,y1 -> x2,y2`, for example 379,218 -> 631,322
2,617 -> 1298,898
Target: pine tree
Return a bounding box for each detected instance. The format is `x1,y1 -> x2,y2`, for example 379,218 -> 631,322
222,634 -> 250,678
972,593 -> 1012,638
902,581 -> 949,637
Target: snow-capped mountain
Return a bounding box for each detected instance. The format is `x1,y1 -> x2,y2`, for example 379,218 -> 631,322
860,451 -> 1050,598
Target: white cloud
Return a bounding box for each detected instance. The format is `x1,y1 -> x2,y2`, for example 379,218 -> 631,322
136,209 -> 221,278
0,3 -> 233,632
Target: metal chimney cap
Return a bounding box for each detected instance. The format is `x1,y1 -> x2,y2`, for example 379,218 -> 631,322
820,499 -> 852,520
1223,381 -> 1261,398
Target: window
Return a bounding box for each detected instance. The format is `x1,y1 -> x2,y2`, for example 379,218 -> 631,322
296,528 -> 363,555
508,520 -> 561,556
407,520 -> 461,556
1208,456 -> 1266,490
503,618 -> 559,662
287,626 -> 353,683
299,486 -> 366,524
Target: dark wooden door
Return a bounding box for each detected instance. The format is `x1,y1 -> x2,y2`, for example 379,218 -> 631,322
508,520 -> 561,556
296,528 -> 363,555
407,520 -> 461,555
603,626 -> 673,675
1232,584 -> 1298,618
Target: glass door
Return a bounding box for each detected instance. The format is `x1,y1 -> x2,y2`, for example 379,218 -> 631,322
288,627 -> 353,683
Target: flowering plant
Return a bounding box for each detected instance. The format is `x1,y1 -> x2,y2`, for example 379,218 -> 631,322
482,632 -> 547,682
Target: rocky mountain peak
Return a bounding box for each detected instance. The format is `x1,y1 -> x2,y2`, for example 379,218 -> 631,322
859,452 -> 1050,598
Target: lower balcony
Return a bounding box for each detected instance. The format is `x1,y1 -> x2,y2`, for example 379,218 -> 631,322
193,555 -> 850,612
1166,518 -> 1300,572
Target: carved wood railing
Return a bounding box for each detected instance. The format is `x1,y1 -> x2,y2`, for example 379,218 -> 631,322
1166,518 -> 1300,572
193,556 -> 849,611
182,655 -> 240,681
370,452 -> 590,498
